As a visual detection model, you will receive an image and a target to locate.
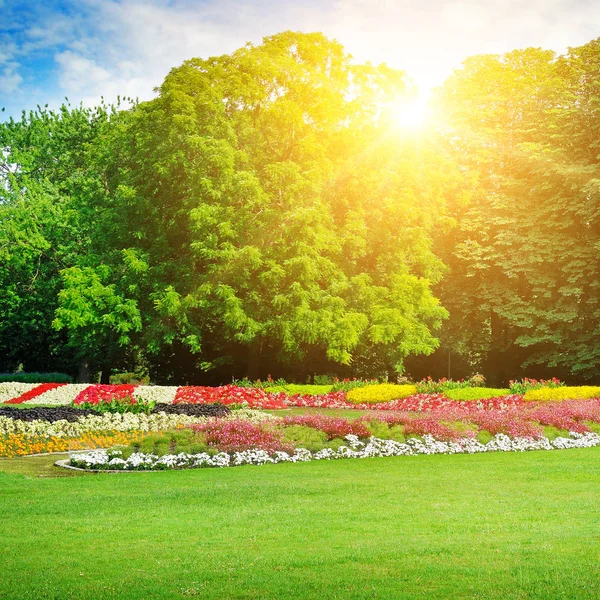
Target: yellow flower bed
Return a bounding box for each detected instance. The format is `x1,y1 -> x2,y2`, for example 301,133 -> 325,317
346,383 -> 417,404
0,431 -> 146,458
523,386 -> 600,402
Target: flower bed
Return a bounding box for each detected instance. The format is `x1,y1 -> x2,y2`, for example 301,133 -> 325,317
2,382 -> 598,410
0,431 -> 147,458
67,431 -> 600,471
3,394 -> 600,462
0,408 -> 274,457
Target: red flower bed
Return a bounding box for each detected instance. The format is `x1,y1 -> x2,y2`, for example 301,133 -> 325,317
73,385 -> 136,406
5,383 -> 67,405
173,385 -> 291,409
281,414 -> 371,439
191,420 -> 292,454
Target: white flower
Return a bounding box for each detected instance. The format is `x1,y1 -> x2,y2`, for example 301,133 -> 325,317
23,384 -> 92,406
67,432 -> 600,471
0,383 -> 39,403
133,386 -> 179,404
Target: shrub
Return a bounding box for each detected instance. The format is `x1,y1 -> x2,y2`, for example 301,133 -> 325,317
131,431 -> 209,456
468,373 -> 486,387
415,377 -> 471,394
523,386 -> 600,402
346,383 -> 417,404
0,372 -> 72,384
444,387 -> 510,401
109,372 -> 150,385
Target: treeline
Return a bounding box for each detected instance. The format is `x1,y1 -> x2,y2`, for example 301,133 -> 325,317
1,32 -> 599,385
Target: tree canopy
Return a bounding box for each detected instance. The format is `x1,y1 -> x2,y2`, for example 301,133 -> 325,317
1,32 -> 599,383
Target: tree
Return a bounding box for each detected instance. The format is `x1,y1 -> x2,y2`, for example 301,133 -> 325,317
91,31 -> 452,379
433,42 -> 600,382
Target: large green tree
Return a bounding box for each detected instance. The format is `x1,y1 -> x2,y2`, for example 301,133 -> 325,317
88,31 -> 452,380
433,41 -> 600,383
0,104 -> 128,378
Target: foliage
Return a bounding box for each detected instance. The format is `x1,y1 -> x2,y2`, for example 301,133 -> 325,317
434,40 -> 600,382
129,430 -> 209,457
281,425 -> 330,452
0,32 -> 454,383
346,383 -> 418,404
523,386 -> 600,402
109,372 -> 150,385
74,396 -> 155,414
0,372 -> 72,384
415,377 -> 472,394
443,387 -> 510,401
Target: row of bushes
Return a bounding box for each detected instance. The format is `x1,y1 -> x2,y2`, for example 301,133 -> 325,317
0,372 -> 72,384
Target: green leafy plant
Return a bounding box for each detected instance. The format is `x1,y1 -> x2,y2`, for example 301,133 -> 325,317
74,395 -> 155,414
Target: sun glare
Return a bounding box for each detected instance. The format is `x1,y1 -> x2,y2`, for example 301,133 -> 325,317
390,96 -> 429,130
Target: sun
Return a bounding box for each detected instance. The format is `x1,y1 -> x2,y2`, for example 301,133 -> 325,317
389,96 -> 429,130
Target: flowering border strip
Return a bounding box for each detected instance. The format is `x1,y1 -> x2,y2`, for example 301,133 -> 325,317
0,383 -> 40,403
2,383 -> 599,412
5,383 -> 67,405
65,431 -> 600,471
22,384 -> 93,406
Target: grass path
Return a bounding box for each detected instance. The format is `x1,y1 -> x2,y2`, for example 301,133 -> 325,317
1,448 -> 600,599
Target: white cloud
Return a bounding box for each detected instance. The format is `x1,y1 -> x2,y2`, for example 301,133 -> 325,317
3,0 -> 600,114
55,51 -> 111,93
0,66 -> 22,94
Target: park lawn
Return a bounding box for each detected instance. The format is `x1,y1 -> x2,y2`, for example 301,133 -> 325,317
1,449 -> 600,599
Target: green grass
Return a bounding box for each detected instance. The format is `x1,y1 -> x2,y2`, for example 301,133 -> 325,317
1,449 -> 600,599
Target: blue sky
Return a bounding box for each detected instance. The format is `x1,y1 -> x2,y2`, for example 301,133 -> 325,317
2,0 -> 599,119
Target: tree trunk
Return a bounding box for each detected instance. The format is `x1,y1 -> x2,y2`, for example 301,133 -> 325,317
77,359 -> 90,383
100,369 -> 110,384
247,339 -> 261,381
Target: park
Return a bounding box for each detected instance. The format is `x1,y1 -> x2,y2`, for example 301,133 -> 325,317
1,8 -> 600,600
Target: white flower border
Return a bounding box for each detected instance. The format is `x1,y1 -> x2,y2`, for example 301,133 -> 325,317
132,386 -> 179,404
67,432 -> 600,471
23,384 -> 92,405
0,408 -> 274,439
0,383 -> 39,403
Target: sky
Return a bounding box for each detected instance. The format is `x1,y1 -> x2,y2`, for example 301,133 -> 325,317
1,0 -> 599,118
